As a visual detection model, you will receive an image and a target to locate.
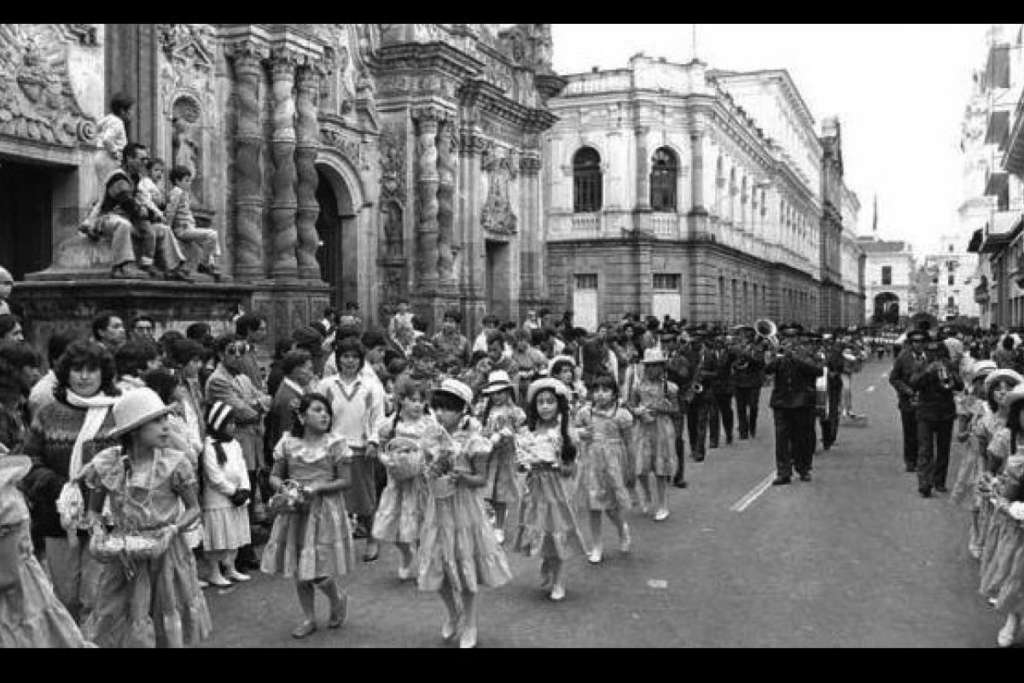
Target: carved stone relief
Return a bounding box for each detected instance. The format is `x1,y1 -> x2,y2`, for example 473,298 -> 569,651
171,96 -> 203,203
480,147 -> 518,236
379,123 -> 406,205
0,24 -> 97,147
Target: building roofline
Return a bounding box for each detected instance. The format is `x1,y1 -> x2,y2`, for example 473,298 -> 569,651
708,68 -> 816,130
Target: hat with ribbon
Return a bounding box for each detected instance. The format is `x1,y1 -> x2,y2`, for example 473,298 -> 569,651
107,388 -> 176,439
984,368 -> 1024,392
481,370 -> 515,395
967,360 -> 997,384
526,377 -> 571,405
434,378 -> 474,409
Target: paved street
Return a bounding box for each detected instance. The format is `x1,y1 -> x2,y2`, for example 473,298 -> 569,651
201,357 -> 996,648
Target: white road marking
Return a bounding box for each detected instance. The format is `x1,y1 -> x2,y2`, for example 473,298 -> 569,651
730,472 -> 776,512
865,385 -> 875,393
880,372 -> 888,378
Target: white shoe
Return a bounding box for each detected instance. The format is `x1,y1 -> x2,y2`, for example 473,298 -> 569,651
494,527 -> 505,545
208,571 -> 232,587
968,544 -> 982,560
587,546 -> 603,564
654,508 -> 670,522
198,578 -> 210,589
549,584 -> 566,601
224,568 -> 251,582
397,564 -> 414,581
459,626 -> 478,649
619,524 -> 632,553
998,614 -> 1019,647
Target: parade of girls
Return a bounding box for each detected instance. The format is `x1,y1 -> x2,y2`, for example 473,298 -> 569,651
2,304 -> 742,648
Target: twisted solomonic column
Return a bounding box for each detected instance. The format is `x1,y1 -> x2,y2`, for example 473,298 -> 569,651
229,43 -> 267,279
414,106 -> 442,290
294,65 -> 323,280
436,118 -> 457,286
269,50 -> 300,280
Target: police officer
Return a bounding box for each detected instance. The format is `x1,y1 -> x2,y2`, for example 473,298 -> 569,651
764,323 -> 823,485
889,329 -> 928,473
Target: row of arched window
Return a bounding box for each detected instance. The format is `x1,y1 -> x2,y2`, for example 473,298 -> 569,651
572,146 -> 680,213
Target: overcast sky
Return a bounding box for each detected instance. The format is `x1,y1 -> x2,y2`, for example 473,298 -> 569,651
551,24 -> 991,255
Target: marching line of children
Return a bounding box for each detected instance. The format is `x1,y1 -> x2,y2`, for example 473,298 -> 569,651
950,364 -> 1024,647
240,339 -> 681,647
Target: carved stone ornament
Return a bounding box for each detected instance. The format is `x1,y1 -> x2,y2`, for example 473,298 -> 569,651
157,24 -> 216,115
379,124 -> 406,205
480,150 -> 518,236
0,25 -> 97,147
320,124 -> 368,171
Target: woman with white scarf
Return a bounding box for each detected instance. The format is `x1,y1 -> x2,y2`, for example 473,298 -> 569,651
21,341 -> 120,623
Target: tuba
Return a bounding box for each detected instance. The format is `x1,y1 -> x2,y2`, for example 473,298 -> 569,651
755,318 -> 779,350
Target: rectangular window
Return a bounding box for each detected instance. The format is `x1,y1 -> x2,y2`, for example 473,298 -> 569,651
652,273 -> 681,291
947,296 -> 955,308
881,265 -> 892,286
575,273 -> 598,290
948,274 -> 955,286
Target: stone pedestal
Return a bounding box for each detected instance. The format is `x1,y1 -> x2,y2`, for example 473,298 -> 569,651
16,278 -> 258,351
249,280 -> 332,353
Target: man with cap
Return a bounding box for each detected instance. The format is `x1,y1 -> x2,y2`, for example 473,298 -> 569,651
763,323 -> 823,485
683,325 -> 715,462
818,333 -> 845,451
908,337 -> 964,497
889,329 -> 929,473
706,330 -> 737,448
732,325 -> 765,441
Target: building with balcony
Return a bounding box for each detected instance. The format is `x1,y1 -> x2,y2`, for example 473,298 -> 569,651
541,54 -> 864,330
967,24 -> 1024,328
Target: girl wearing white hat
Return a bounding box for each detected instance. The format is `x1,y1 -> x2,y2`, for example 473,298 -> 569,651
420,379 -> 512,649
951,360 -> 997,511
77,387 -> 212,648
513,378 -> 588,602
479,370 -> 526,544
627,348 -> 680,521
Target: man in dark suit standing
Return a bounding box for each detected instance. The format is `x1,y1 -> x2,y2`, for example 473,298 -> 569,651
732,325 -> 765,440
764,323 -> 823,485
819,332 -> 845,451
889,329 -> 928,473
909,338 -> 964,497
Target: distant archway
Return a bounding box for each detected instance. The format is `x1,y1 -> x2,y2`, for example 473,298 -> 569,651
873,291 -> 900,324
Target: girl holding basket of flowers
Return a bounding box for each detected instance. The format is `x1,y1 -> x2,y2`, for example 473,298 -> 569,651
78,388 -> 212,648
419,379 -> 512,649
513,377 -> 588,602
261,393 -> 355,639
369,377 -> 437,581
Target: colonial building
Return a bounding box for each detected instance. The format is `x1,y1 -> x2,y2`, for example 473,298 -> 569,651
542,55 -> 864,331
916,236 -> 980,323
858,233 -> 916,324
2,23 -> 561,347
968,24 -> 1024,328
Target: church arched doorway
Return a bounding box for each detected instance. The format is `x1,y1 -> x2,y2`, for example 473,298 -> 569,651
873,291 -> 900,324
315,165 -> 357,309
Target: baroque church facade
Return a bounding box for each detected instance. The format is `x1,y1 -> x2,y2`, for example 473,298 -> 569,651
1,24 -> 561,346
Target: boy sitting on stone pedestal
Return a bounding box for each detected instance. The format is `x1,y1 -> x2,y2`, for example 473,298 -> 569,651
164,165 -> 222,282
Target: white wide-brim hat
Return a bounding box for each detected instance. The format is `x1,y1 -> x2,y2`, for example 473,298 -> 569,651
108,388 -> 176,439
526,377 -> 571,405
984,369 -> 1024,393
968,360 -> 998,383
481,370 -> 514,395
433,378 -> 474,409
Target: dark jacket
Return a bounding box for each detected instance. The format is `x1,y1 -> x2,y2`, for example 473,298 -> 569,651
908,360 -> 963,422
706,346 -> 735,395
889,349 -> 927,412
764,349 -> 822,409
732,344 -> 766,389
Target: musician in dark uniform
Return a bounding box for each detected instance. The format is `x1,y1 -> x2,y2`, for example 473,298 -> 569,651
684,325 -> 715,462
909,337 -> 964,497
732,325 -> 765,440
707,329 -> 736,448
819,332 -> 845,451
888,329 -> 928,473
663,328 -> 691,487
763,323 -> 823,485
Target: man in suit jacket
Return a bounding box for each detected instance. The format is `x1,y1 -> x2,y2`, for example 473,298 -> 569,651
763,324 -> 823,485
889,329 -> 928,473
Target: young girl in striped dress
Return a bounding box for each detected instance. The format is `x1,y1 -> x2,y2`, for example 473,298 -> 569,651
369,378 -> 435,581
576,374 -> 633,564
